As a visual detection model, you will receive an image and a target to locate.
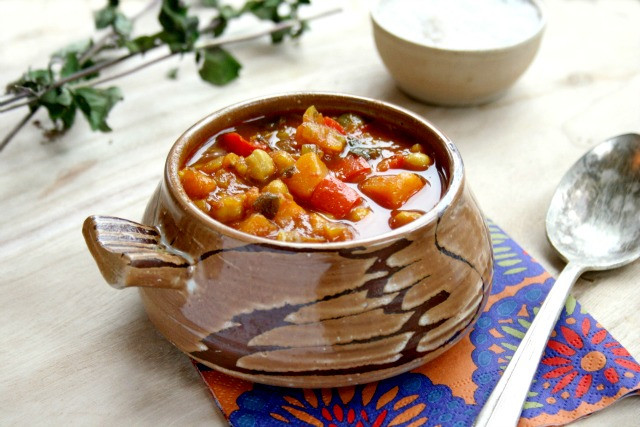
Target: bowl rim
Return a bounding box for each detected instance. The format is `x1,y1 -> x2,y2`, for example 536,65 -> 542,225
370,0 -> 546,54
165,92 -> 464,250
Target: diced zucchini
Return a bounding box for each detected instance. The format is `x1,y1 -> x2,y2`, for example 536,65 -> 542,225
245,149 -> 275,182
337,113 -> 364,132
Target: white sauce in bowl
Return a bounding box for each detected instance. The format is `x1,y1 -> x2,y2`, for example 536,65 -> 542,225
374,0 -> 543,50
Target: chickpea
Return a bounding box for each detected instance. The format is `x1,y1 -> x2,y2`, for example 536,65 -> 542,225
404,152 -> 432,170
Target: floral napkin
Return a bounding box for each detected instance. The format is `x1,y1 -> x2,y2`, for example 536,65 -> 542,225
194,221 -> 640,426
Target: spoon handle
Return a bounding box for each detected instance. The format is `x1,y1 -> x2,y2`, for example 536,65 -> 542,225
474,262 -> 586,427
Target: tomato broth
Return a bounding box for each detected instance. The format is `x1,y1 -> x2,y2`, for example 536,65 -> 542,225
180,106 -> 445,243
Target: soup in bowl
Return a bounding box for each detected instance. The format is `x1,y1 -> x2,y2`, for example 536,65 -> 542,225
82,93 -> 493,388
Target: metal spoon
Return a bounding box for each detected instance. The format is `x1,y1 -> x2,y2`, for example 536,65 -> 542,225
475,133 -> 640,426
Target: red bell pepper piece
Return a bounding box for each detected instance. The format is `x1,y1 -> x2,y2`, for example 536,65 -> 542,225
219,132 -> 267,157
377,154 -> 405,172
323,116 -> 346,134
310,176 -> 361,219
334,154 -> 372,182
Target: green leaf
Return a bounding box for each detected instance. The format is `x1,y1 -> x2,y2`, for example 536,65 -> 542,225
113,12 -> 133,37
244,0 -> 282,21
95,6 -> 117,29
125,34 -> 160,54
40,87 -> 77,129
60,53 -> 80,78
52,39 -> 93,61
209,5 -> 238,37
23,69 -> 54,87
218,4 -> 237,19
7,68 -> 53,95
270,28 -> 288,43
94,1 -> 132,37
197,47 -> 241,86
167,67 -> 179,80
73,87 -> 123,132
349,147 -> 373,160
159,0 -> 200,52
41,87 -> 73,107
243,0 -> 311,42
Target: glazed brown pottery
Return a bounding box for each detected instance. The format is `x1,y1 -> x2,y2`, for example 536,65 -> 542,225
82,93 -> 493,388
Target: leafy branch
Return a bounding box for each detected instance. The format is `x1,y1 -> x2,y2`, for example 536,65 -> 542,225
1,0 -> 338,152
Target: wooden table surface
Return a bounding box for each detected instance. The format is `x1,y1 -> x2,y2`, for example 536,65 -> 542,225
1,0 -> 638,424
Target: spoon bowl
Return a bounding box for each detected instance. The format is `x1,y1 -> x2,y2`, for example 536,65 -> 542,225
475,133 -> 640,426
546,133 -> 640,269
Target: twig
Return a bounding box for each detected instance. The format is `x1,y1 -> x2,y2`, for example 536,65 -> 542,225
0,108 -> 39,152
86,51 -> 173,87
0,87 -> 38,108
87,8 -> 342,88
0,99 -> 32,114
0,51 -> 143,114
78,33 -> 116,65
78,0 -> 160,64
196,7 -> 340,50
0,0 -> 161,109
0,6 -> 341,151
0,92 -> 29,108
2,7 -> 340,109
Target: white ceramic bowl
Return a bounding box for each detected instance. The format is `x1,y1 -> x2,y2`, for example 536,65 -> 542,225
371,0 -> 546,106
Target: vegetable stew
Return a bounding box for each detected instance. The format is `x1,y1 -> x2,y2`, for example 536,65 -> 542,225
180,106 -> 445,242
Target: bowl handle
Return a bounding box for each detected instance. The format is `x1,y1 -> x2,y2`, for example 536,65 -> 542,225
82,215 -> 192,290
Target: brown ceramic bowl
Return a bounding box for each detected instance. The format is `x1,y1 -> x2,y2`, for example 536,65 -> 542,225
83,92 -> 493,388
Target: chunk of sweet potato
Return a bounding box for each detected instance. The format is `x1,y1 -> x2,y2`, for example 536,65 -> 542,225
237,213 -> 278,237
359,172 -> 425,209
283,152 -> 329,200
273,198 -> 308,228
389,210 -> 423,229
179,168 -> 217,199
209,194 -> 246,223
